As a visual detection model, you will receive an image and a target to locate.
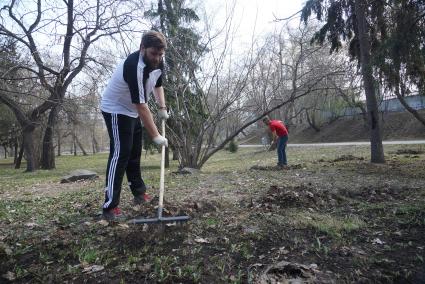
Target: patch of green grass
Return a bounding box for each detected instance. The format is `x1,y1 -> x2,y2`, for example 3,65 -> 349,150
153,255 -> 177,282
66,263 -> 80,274
150,255 -> 203,282
78,248 -> 98,264
14,265 -> 29,279
0,152 -> 178,191
357,201 -> 389,211
212,255 -> 229,274
229,242 -> 254,260
204,217 -> 219,227
229,269 -> 245,284
2,197 -> 66,224
358,201 -> 425,226
77,241 -> 100,264
393,203 -> 425,226
313,236 -> 330,255
181,264 -> 202,282
39,250 -> 52,264
239,242 -> 254,260
13,243 -> 34,257
126,254 -> 141,265
0,199 -> 32,220
292,212 -> 366,238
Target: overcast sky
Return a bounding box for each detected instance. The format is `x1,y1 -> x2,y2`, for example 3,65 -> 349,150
201,0 -> 305,46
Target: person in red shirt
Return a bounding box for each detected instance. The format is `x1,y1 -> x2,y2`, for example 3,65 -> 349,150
263,116 -> 289,167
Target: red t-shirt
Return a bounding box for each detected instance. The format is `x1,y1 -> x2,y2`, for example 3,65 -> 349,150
269,120 -> 288,137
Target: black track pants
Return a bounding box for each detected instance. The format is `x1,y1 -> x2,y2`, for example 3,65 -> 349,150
102,111 -> 146,210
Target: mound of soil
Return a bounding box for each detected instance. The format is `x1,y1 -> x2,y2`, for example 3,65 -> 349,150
393,149 -> 424,155
331,155 -> 365,162
253,261 -> 335,284
250,164 -> 303,171
258,184 -> 340,210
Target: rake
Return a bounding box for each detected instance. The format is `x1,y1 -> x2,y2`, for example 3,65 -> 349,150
130,119 -> 190,224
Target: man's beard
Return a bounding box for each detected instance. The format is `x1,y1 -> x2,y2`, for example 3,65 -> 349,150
142,52 -> 160,69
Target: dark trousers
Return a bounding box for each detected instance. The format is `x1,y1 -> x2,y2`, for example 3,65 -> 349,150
102,111 -> 146,210
277,135 -> 288,166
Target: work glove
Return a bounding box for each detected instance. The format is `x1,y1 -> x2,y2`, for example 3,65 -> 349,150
158,109 -> 169,120
153,135 -> 168,147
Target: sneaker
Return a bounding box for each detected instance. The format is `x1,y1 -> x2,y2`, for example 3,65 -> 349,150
102,207 -> 125,221
133,193 -> 152,205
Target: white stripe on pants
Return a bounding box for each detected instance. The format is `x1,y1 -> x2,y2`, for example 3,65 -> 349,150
104,114 -> 120,208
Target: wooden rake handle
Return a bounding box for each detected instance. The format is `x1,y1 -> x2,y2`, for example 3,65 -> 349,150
158,119 -> 166,218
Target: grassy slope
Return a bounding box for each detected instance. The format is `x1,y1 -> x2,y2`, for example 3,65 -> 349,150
290,109 -> 425,143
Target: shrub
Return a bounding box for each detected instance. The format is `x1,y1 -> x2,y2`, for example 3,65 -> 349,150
228,139 -> 238,153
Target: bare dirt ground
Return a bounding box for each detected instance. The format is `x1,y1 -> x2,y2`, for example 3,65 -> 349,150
0,145 -> 424,283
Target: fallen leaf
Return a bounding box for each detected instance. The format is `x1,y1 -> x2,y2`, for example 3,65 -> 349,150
372,238 -> 385,245
25,222 -> 38,228
0,242 -> 13,256
82,265 -> 104,274
41,236 -> 51,243
138,263 -> 152,273
118,223 -> 129,229
97,220 -> 109,227
194,237 -> 210,244
309,263 -> 318,269
131,205 -> 141,211
278,247 -> 289,255
2,271 -> 16,281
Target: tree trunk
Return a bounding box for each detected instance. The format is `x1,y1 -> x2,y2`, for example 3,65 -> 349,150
172,147 -> 179,160
73,135 -> 77,156
2,145 -> 6,159
74,134 -> 88,156
15,140 -> 24,169
306,109 -> 321,132
355,0 -> 385,163
41,106 -> 59,169
57,128 -> 62,157
13,137 -> 18,164
22,126 -> 37,172
395,79 -> 425,127
92,134 -> 99,154
92,136 -> 96,154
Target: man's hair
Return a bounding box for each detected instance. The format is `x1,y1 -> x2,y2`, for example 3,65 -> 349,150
262,116 -> 270,124
141,30 -> 167,49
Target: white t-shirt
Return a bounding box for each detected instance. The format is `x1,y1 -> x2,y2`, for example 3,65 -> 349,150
100,51 -> 163,118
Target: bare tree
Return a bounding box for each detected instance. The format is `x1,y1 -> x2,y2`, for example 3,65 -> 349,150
329,60 -> 368,123
0,0 -> 145,171
161,14 -> 344,169
244,24 -> 350,134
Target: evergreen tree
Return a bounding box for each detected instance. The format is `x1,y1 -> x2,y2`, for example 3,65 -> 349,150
302,0 -> 386,163
145,0 -> 209,168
